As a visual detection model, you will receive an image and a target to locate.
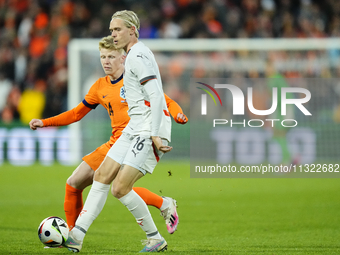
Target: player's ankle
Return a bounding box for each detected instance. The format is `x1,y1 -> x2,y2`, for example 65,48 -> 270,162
72,225 -> 86,241
160,197 -> 170,211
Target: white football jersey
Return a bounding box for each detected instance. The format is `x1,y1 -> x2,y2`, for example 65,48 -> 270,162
123,41 -> 171,141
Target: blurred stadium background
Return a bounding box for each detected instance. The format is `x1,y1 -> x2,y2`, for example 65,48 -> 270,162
1,0 -> 340,166
2,1 -> 340,254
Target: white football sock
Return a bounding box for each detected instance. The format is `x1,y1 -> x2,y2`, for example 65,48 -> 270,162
72,181 -> 110,241
160,197 -> 170,211
119,190 -> 162,239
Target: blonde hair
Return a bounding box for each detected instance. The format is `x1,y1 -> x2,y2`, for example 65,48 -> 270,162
98,35 -> 124,54
111,10 -> 140,38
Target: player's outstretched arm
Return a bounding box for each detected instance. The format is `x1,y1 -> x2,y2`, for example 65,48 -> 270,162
29,102 -> 91,130
164,94 -> 188,124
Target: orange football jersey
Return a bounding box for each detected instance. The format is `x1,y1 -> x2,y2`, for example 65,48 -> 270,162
83,74 -> 128,144
42,74 -> 184,145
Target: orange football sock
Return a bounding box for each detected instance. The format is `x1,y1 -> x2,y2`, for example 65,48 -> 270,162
64,183 -> 83,230
133,187 -> 163,209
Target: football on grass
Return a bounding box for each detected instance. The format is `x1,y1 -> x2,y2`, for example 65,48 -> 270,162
38,216 -> 69,247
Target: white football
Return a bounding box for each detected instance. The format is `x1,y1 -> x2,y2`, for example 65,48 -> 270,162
38,216 -> 69,247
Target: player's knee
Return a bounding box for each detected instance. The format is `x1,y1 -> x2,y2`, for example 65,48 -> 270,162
111,185 -> 121,198
94,163 -> 119,184
94,169 -> 111,184
111,183 -> 129,198
66,175 -> 76,188
66,176 -> 86,190
67,172 -> 93,190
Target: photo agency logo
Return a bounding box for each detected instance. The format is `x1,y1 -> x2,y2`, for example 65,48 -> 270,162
196,82 -> 223,113
196,82 -> 312,128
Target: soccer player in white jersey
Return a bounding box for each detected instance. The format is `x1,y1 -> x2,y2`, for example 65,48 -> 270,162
64,10 -> 173,253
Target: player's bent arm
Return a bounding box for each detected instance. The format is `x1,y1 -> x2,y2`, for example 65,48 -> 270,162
144,80 -> 173,153
41,102 -> 91,127
143,79 -> 164,137
164,94 -> 188,124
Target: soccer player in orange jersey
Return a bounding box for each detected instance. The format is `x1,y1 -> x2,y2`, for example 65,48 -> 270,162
29,35 -> 187,233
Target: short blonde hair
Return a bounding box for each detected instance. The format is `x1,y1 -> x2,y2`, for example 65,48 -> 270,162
98,35 -> 124,54
111,10 -> 140,38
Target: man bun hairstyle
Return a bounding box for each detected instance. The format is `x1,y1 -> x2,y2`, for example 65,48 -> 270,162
111,10 -> 140,38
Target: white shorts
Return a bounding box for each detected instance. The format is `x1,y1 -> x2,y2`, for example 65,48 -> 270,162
106,132 -> 167,175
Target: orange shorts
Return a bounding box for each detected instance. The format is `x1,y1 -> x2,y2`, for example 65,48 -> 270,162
82,141 -> 113,171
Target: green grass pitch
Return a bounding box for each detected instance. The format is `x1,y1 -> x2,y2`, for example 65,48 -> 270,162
0,161 -> 340,254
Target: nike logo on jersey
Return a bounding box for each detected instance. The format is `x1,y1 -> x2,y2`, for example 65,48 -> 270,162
102,94 -> 108,98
